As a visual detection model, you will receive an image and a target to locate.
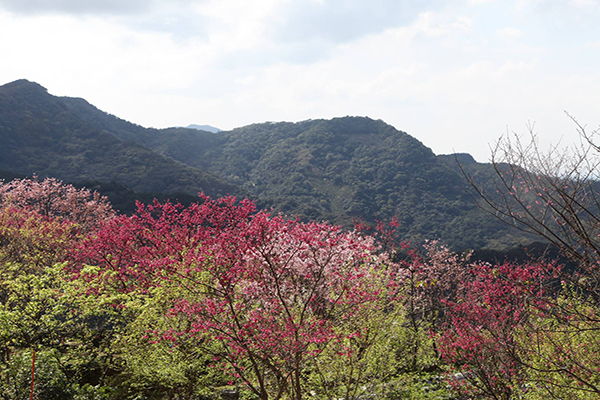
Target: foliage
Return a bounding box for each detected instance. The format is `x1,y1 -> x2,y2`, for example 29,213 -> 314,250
519,289 -> 600,399
0,176 -> 115,230
452,118 -> 600,398
75,195 -> 411,400
0,79 -> 534,251
173,117 -> 528,250
0,201 -> 223,399
0,206 -> 114,398
436,257 -> 600,399
5,172 -> 600,400
0,348 -> 111,400
0,79 -> 237,198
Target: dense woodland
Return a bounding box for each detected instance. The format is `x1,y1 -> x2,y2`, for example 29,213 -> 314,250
0,79 -> 532,251
2,79 -> 600,399
0,176 -> 599,399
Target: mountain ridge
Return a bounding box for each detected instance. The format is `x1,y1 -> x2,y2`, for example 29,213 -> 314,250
0,79 -> 530,250
185,124 -> 221,133
0,79 -> 238,199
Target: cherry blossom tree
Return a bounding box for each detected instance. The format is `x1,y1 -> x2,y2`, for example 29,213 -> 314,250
436,255 -> 600,399
436,261 -> 546,399
0,176 -> 114,231
455,118 -> 600,398
462,118 -> 600,303
76,195 -> 402,400
0,206 -> 102,398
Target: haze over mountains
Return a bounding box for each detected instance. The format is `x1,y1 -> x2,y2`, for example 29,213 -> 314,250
0,79 -> 529,250
185,124 -> 222,133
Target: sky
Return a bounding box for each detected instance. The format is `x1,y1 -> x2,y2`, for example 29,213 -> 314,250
0,0 -> 599,162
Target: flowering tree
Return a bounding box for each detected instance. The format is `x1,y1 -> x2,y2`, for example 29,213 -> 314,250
0,176 -> 114,230
0,206 -> 79,349
0,205 -> 77,274
462,119 -> 600,302
0,205 -> 119,398
76,195 -> 401,400
456,118 -> 600,398
436,262 -> 546,399
436,255 -> 600,399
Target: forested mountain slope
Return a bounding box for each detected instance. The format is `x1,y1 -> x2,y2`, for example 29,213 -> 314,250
128,116 -> 529,249
0,80 -> 237,198
0,79 -> 530,250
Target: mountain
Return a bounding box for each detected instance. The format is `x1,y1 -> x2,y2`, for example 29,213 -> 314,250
0,79 -> 531,250
110,115 -> 530,250
0,79 -> 238,199
186,124 -> 222,133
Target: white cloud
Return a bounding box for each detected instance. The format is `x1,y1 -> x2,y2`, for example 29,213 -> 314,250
0,0 -> 155,15
407,11 -> 473,37
0,0 -> 205,15
0,0 -> 599,162
270,0 -> 439,45
193,0 -> 283,51
570,0 -> 597,8
496,26 -> 523,39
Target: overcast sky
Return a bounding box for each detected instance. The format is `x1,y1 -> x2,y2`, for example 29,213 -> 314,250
1,0 -> 598,161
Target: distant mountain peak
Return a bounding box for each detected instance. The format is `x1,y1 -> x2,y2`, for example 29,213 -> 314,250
437,153 -> 477,165
1,79 -> 48,94
0,79 -> 239,199
186,124 -> 222,133
0,79 -> 529,250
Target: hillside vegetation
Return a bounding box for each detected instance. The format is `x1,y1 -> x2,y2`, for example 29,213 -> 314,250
125,117 -> 527,249
0,79 -> 531,250
0,80 -> 237,198
1,178 -> 597,400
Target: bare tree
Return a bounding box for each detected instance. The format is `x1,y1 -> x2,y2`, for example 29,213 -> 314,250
456,116 -> 600,398
461,115 -> 600,301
